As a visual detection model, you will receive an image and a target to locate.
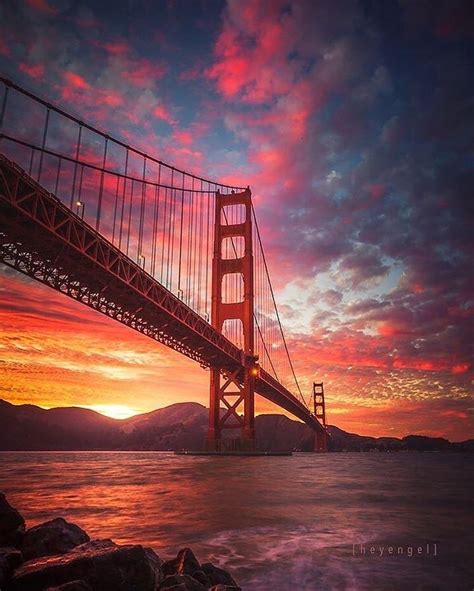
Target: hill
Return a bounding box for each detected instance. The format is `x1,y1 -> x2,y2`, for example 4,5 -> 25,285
0,399 -> 471,452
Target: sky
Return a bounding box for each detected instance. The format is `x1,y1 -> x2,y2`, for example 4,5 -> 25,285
0,0 -> 473,440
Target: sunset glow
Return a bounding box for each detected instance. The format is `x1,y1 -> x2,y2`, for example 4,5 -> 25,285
0,0 -> 472,442
82,405 -> 142,420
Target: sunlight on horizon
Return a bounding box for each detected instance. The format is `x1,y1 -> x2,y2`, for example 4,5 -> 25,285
83,404 -> 143,420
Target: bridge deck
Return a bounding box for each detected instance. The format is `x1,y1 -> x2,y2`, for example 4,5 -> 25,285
0,153 -> 323,433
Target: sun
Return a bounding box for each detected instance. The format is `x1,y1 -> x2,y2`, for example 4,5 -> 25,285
84,404 -> 140,420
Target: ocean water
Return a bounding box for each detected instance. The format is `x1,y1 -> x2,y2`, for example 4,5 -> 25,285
0,451 -> 472,590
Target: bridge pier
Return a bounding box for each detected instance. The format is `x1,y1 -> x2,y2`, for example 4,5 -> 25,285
206,188 -> 256,452
205,363 -> 256,452
314,429 -> 329,452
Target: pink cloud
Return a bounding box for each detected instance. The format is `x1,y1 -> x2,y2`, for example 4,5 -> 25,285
327,397 -> 473,441
63,71 -> 91,91
179,64 -> 204,81
153,104 -> 175,126
173,130 -> 193,145
120,60 -> 166,87
369,183 -> 386,200
19,62 -> 45,79
102,91 -> 123,107
0,38 -> 10,57
100,40 -> 130,56
26,0 -> 58,15
206,1 -> 294,104
452,363 -> 470,375
439,410 -> 468,419
378,322 -> 412,337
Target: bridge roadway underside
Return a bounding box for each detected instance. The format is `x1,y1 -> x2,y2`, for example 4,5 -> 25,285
0,154 -> 324,435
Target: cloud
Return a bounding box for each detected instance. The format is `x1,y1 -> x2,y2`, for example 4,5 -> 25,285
63,70 -> 91,90
98,40 -> 130,56
0,0 -> 472,440
26,0 -> 58,16
153,104 -> 176,126
19,62 -> 45,79
0,267 -> 208,412
0,38 -> 11,57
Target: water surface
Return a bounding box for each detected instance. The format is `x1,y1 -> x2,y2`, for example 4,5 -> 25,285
1,452 -> 472,590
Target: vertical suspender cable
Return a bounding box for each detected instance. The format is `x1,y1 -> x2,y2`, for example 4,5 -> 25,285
205,180 -> 211,320
166,169 -> 174,289
126,179 -> 134,257
37,108 -> 49,183
54,157 -> 62,197
177,171 -> 185,295
112,173 -> 120,244
119,148 -> 129,250
70,125 -> 82,208
0,85 -> 9,135
160,183 -> 168,284
151,164 -> 161,278
96,137 -> 108,231
187,177 -> 195,306
138,156 -> 147,259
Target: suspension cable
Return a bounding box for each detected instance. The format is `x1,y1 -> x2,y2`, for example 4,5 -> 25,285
0,76 -> 246,192
251,204 -> 308,408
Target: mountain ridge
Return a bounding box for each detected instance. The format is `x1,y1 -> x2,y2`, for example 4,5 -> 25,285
1,399 -> 472,452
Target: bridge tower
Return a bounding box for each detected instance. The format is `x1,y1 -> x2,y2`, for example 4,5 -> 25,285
205,188 -> 256,452
313,382 -> 329,452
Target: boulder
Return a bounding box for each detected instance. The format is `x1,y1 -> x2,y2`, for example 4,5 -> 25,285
201,563 -> 239,588
159,574 -> 207,590
159,551 -> 239,590
11,538 -> 162,591
46,581 -> 92,591
0,494 -> 25,547
72,539 -> 114,551
22,518 -> 90,560
193,569 -> 211,587
161,547 -> 201,578
0,547 -> 23,587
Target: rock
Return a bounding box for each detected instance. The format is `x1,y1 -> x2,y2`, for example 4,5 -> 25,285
74,539 -> 115,551
159,551 -> 239,590
11,538 -> 162,591
46,581 -> 92,591
0,547 -> 23,587
22,518 -> 90,560
0,494 -> 25,547
144,546 -> 163,580
159,574 -> 207,590
209,586 -> 241,591
161,547 -> 201,578
201,563 -> 239,588
193,569 -> 211,587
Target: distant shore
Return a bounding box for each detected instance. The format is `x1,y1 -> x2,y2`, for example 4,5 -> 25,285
1,399 -> 472,453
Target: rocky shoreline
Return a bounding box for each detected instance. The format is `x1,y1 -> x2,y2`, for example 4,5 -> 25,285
0,493 -> 240,591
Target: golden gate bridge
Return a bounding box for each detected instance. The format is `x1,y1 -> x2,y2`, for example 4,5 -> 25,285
0,77 -> 328,452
